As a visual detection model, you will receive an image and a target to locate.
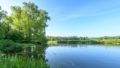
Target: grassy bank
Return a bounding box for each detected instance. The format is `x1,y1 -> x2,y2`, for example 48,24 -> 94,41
47,40 -> 58,45
0,40 -> 50,68
0,56 -> 49,68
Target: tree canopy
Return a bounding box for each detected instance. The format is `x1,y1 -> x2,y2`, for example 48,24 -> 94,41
0,2 -> 50,45
0,6 -> 7,39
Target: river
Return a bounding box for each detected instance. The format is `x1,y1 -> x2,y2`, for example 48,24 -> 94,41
45,44 -> 120,68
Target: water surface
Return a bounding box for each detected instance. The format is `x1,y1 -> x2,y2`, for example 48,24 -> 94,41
45,44 -> 120,68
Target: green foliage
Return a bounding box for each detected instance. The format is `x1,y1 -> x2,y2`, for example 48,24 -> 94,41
10,2 -> 50,43
0,3 -> 49,68
48,36 -> 120,44
32,33 -> 47,45
0,6 -> 7,40
3,16 -> 13,32
0,40 -> 23,54
0,27 -> 5,39
0,2 -> 50,44
5,30 -> 23,42
0,7 -> 7,22
0,56 -> 50,68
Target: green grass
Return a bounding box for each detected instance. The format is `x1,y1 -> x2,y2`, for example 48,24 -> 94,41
0,41 -> 50,68
47,40 -> 58,45
0,56 -> 49,68
95,39 -> 120,45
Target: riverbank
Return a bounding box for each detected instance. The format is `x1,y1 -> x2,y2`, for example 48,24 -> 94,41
47,40 -> 120,45
0,56 -> 49,68
47,36 -> 120,45
0,40 -> 50,68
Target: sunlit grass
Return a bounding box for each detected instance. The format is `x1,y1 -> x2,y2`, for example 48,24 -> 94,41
0,56 -> 49,68
47,40 -> 58,45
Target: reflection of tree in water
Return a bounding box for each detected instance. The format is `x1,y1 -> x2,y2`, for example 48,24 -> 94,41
23,45 -> 47,60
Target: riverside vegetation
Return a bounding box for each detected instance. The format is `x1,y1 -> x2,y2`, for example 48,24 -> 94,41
0,2 -> 50,68
47,36 -> 120,45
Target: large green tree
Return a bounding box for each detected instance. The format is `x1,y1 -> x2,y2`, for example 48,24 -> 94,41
10,2 -> 50,44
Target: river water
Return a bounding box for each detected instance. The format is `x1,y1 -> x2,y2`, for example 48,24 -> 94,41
45,44 -> 120,68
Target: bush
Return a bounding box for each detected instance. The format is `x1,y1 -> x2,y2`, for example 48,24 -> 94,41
32,34 -> 47,45
0,27 -> 5,39
0,40 -> 23,54
5,30 -> 23,42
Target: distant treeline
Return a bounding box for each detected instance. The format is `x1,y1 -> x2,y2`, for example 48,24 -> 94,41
47,36 -> 120,45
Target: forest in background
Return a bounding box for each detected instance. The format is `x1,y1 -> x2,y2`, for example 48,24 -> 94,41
47,36 -> 120,45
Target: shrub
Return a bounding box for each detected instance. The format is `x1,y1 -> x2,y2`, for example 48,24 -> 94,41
5,30 -> 23,42
0,27 -> 5,39
32,34 -> 47,45
0,40 -> 23,54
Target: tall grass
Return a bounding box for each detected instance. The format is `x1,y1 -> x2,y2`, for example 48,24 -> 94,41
0,56 -> 49,68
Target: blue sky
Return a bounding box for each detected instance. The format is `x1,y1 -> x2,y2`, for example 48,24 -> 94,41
0,0 -> 120,37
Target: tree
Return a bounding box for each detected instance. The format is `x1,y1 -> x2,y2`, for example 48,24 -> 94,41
10,2 -> 50,44
0,6 -> 7,39
11,6 -> 22,33
32,9 -> 50,44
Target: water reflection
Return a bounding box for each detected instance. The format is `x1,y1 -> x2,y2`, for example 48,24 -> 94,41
46,44 -> 120,68
0,45 -> 49,68
20,45 -> 48,61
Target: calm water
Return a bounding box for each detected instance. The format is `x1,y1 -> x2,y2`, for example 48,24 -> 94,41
45,44 -> 120,68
